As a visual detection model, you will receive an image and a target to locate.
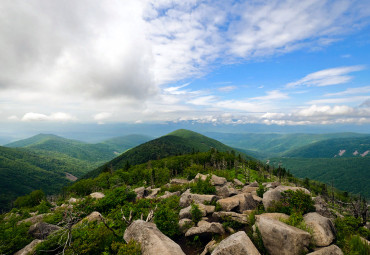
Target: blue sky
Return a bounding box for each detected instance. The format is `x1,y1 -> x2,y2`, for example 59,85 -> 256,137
1,0 -> 370,129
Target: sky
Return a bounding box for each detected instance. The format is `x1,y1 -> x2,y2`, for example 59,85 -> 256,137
1,0 -> 370,134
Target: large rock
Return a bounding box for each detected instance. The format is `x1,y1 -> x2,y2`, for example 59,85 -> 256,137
90,192 -> 105,199
303,212 -> 336,247
185,222 -> 225,237
170,178 -> 189,185
134,187 -> 147,199
159,191 -> 181,200
179,204 -> 215,219
194,173 -> 209,181
213,211 -> 248,224
313,196 -> 333,218
124,220 -> 185,255
211,231 -> 260,255
263,186 -> 310,210
255,213 -> 289,222
28,222 -> 61,239
242,186 -> 258,193
74,211 -> 103,227
256,216 -> 310,255
233,179 -> 244,186
307,245 -> 343,255
211,175 -> 227,186
17,213 -> 51,225
147,188 -> 160,199
218,194 -> 258,212
179,189 -> 216,207
14,239 -> 44,255
216,185 -> 238,198
179,218 -> 194,233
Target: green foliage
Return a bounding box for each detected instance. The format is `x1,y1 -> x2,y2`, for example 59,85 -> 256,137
190,177 -> 216,195
14,190 -> 45,208
215,202 -> 222,212
0,216 -> 32,255
36,200 -> 51,214
95,187 -> 136,213
221,215 -> 244,230
67,178 -> 96,196
268,190 -> 315,215
346,235 -> 370,255
154,196 -> 181,237
251,226 -> 268,255
111,240 -> 141,255
190,203 -> 203,225
256,184 -> 267,197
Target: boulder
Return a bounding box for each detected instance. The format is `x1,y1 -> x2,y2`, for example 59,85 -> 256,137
17,213 -> 51,225
263,186 -> 310,210
303,212 -> 336,247
242,186 -> 258,193
147,188 -> 160,199
134,187 -> 147,199
313,196 -> 333,218
307,245 -> 343,255
179,204 -> 206,219
159,191 -> 181,200
201,240 -> 217,255
211,175 -> 227,186
233,179 -> 244,186
170,178 -> 189,185
252,195 -> 263,203
185,222 -> 225,237
216,185 -> 238,198
194,173 -> 209,181
264,182 -> 280,189
213,211 -> 248,224
68,197 -> 78,203
255,213 -> 289,222
124,220 -> 185,255
28,222 -> 61,239
179,218 -> 194,233
74,211 -> 103,227
179,189 -> 216,207
248,181 -> 259,187
14,239 -> 44,255
218,194 -> 258,212
90,192 -> 105,199
256,216 -> 310,255
211,231 -> 260,255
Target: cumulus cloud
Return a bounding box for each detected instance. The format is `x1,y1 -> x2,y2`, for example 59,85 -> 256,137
286,66 -> 365,88
21,112 -> 75,122
218,86 -> 237,92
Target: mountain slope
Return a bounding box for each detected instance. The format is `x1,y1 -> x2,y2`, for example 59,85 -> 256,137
0,146 -> 82,211
283,136 -> 370,158
84,129 -> 248,179
269,157 -> 370,197
205,132 -> 367,159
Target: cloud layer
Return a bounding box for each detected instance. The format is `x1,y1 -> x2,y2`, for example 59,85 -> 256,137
0,0 -> 369,126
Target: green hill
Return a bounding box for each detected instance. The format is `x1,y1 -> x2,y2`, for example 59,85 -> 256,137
0,146 -> 85,211
269,157 -> 370,198
283,136 -> 370,158
84,129 -> 248,179
205,132 -> 367,159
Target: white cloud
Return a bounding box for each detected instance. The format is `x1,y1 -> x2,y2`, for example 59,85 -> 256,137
218,86 -> 237,92
93,112 -> 112,124
308,96 -> 370,105
21,112 -> 75,122
250,90 -> 289,101
286,66 -> 365,88
324,86 -> 370,97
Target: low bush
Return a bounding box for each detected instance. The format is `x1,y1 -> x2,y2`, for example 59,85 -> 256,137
14,190 -> 46,208
190,203 -> 203,225
189,176 -> 216,195
268,190 -> 315,215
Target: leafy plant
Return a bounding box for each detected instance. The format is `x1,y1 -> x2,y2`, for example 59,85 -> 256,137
268,190 -> 315,215
190,203 -> 203,225
189,176 -> 216,195
256,184 -> 266,197
14,190 -> 46,208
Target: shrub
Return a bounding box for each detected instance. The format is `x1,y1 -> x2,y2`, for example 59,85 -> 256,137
14,190 -> 46,208
347,235 -> 370,255
268,190 -> 315,215
191,203 -> 203,225
111,240 -> 141,255
96,187 -> 136,213
256,184 -> 266,198
189,176 -> 216,195
154,196 -> 180,238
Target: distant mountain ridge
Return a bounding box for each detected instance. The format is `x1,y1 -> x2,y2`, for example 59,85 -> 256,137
84,129 -> 250,179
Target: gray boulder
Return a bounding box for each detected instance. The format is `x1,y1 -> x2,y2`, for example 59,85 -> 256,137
170,178 -> 189,185
179,218 -> 194,233
211,231 -> 260,255
185,222 -> 225,237
216,185 -> 238,198
90,192 -> 105,199
218,193 -> 257,212
211,175 -> 227,186
134,187 -> 147,199
263,186 -> 310,210
256,216 -> 310,255
213,211 -> 248,224
233,179 -> 244,186
304,212 -> 336,247
124,220 -> 185,255
159,191 -> 181,200
14,239 -> 44,255
28,222 -> 61,239
313,196 -> 333,218
307,245 -> 343,255
179,189 -> 216,207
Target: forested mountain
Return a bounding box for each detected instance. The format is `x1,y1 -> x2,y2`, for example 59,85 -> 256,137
0,146 -> 79,211
6,133 -> 152,163
283,136 -> 370,158
84,129 -> 249,179
0,134 -> 152,211
205,132 -> 367,159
